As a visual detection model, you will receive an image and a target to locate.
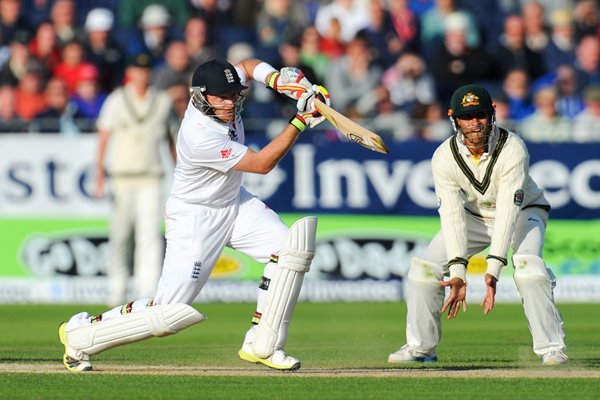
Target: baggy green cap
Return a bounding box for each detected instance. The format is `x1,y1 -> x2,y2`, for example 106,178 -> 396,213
448,84 -> 494,117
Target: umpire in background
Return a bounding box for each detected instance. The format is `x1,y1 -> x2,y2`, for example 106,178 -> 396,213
95,53 -> 175,306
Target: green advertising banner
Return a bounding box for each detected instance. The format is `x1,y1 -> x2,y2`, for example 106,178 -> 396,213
0,214 -> 598,303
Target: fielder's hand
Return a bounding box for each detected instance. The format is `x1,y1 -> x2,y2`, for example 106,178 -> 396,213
480,273 -> 497,315
268,67 -> 313,100
291,85 -> 331,130
440,277 -> 467,319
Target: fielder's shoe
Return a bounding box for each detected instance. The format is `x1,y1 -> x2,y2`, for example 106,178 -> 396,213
58,322 -> 93,372
541,350 -> 568,366
238,344 -> 301,371
388,344 -> 438,363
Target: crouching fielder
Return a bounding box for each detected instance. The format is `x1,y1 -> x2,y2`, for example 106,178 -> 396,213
59,58 -> 330,372
388,84 -> 567,366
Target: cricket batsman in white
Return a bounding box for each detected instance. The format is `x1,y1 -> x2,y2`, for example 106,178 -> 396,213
59,58 -> 330,372
388,84 -> 568,366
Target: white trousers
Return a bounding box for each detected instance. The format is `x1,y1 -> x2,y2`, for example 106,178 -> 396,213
154,187 -> 288,305
405,207 -> 566,356
107,180 -> 164,305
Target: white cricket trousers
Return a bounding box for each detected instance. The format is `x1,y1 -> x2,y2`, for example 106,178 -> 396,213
405,207 -> 566,357
107,179 -> 163,305
154,187 -> 289,305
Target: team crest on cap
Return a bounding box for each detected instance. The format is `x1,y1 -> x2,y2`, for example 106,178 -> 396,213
461,93 -> 480,108
224,68 -> 234,83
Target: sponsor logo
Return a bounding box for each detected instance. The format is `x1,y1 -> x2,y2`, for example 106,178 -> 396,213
221,148 -> 232,159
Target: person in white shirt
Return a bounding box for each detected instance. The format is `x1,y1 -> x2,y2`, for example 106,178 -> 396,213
388,84 -> 568,366
59,58 -> 330,372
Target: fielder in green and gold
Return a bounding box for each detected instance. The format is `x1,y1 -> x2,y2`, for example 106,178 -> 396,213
388,84 -> 568,366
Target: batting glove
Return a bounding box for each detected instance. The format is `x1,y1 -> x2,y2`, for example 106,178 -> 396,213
268,67 -> 313,100
291,85 -> 331,130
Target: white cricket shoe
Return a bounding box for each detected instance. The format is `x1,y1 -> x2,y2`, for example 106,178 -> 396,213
388,344 -> 438,363
541,350 -> 568,366
238,344 -> 301,371
59,322 -> 93,372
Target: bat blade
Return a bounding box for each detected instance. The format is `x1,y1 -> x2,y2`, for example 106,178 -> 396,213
314,98 -> 389,154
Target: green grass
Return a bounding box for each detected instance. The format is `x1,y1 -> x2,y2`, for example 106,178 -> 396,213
1,302 -> 599,399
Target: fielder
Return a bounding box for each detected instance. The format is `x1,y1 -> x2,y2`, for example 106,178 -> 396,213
388,84 -> 567,366
59,58 -> 330,372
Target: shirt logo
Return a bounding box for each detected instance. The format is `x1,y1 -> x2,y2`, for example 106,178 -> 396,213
514,189 -> 524,206
191,261 -> 202,279
221,148 -> 232,159
224,68 -> 234,83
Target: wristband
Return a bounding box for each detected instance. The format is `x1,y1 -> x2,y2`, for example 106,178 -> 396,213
289,114 -> 306,132
253,62 -> 277,86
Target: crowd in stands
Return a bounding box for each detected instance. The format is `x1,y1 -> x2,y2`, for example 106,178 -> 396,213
0,0 -> 599,142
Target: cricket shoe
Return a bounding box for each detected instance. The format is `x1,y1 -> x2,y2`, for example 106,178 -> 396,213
59,322 -> 92,372
238,344 -> 301,371
388,344 -> 438,363
541,350 -> 568,366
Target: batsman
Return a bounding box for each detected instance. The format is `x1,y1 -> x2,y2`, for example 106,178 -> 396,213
388,84 -> 567,366
58,58 -> 331,371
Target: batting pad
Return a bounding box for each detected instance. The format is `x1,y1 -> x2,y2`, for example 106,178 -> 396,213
253,217 -> 317,358
66,303 -> 206,355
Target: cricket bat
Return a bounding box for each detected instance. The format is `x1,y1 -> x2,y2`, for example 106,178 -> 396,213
314,98 -> 389,154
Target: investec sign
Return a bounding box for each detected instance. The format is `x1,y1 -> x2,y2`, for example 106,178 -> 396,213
0,137 -> 598,217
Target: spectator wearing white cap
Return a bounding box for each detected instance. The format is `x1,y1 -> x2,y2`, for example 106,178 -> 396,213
118,0 -> 189,29
84,8 -> 125,92
125,4 -> 175,67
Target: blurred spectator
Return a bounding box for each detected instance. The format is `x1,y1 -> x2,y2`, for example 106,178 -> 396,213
491,91 -> 519,132
0,34 -> 45,87
520,86 -> 571,142
50,0 -> 83,47
388,0 -> 420,53
572,84 -> 600,142
359,0 -> 402,68
15,70 -> 46,120
0,84 -> 28,132
522,1 -> 549,54
29,22 -> 61,75
298,25 -> 330,82
0,0 -> 31,46
420,0 -> 480,59
189,0 -> 233,48
277,38 -> 318,83
431,12 -> 494,105
359,85 -> 415,141
554,64 -> 585,119
491,14 -> 546,81
127,4 -> 173,66
70,63 -> 107,125
572,0 -> 599,41
83,8 -> 125,93
460,0 -> 503,47
53,40 -> 93,95
574,35 -> 600,93
183,17 -> 216,66
256,0 -> 306,50
31,77 -> 85,134
315,0 -> 370,43
381,51 -> 436,113
502,68 -> 535,121
118,0 -> 189,29
325,35 -> 382,115
151,40 -> 194,90
412,101 -> 452,141
165,82 -> 189,141
318,17 -> 346,60
542,9 -> 576,71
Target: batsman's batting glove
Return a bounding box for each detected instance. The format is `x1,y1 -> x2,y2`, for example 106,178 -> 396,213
268,67 -> 313,100
293,85 -> 331,129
